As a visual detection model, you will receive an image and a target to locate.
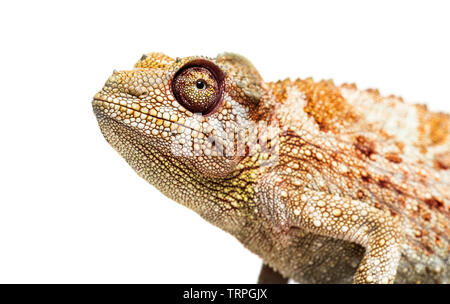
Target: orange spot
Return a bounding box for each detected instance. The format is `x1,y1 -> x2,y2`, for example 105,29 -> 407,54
357,190 -> 364,199
354,135 -> 376,158
385,153 -> 402,164
292,78 -> 358,131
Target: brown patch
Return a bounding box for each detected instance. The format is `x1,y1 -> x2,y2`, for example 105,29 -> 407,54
422,212 -> 431,221
435,235 -> 441,247
292,78 -> 358,131
422,241 -> 434,255
424,196 -> 444,210
434,151 -> 450,170
377,176 -> 391,188
360,170 -> 370,182
385,152 -> 402,164
354,135 -> 376,158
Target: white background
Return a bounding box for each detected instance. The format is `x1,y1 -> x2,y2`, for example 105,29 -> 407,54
0,0 -> 449,283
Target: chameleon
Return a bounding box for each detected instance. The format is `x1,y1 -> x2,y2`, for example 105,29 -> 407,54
92,52 -> 449,284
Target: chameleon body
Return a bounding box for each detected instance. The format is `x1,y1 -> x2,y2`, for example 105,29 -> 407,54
93,53 -> 449,283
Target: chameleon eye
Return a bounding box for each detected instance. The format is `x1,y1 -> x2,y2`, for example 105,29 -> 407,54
172,60 -> 225,115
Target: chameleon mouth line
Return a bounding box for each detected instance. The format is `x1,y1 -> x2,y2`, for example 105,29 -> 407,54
92,98 -> 209,136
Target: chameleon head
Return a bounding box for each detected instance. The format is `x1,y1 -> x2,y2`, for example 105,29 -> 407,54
92,53 -> 272,184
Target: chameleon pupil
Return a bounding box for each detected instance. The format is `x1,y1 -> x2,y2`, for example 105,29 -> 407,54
196,80 -> 206,90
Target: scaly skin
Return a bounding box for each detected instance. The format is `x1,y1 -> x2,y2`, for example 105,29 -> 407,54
92,52 -> 449,283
